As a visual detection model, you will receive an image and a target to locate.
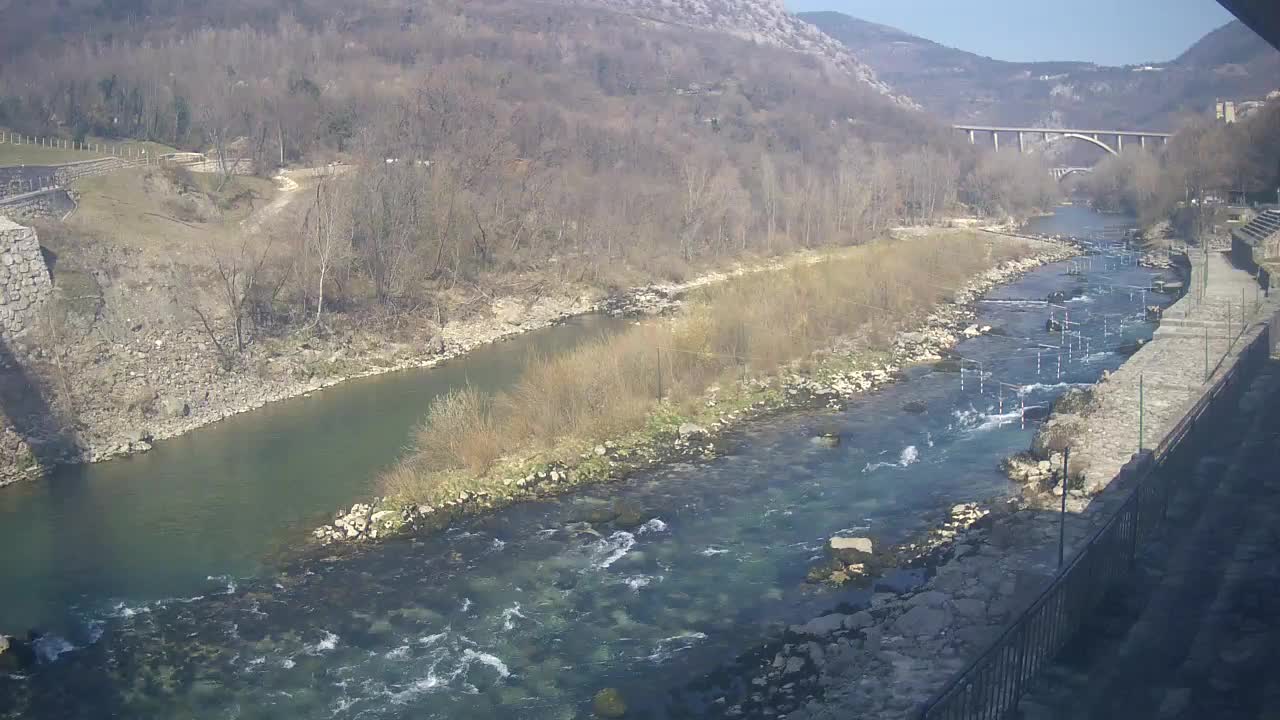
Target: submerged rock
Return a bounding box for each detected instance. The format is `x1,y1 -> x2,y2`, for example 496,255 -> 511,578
1022,405 -> 1052,422
810,432 -> 841,448
902,400 -> 927,414
593,688 -> 628,718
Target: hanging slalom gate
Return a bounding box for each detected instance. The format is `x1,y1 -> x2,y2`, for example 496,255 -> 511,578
915,324 -> 1271,720
915,243 -> 1275,720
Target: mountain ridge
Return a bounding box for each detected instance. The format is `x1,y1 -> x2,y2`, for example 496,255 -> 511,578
802,12 -> 1280,130
576,0 -> 918,107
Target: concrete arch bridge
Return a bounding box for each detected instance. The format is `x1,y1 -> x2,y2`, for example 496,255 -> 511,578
1051,167 -> 1093,181
954,125 -> 1173,156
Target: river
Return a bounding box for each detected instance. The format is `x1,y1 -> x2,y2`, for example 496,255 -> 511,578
0,207 -> 1170,719
0,313 -> 633,636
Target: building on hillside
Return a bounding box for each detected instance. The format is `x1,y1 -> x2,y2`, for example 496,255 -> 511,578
1215,100 -> 1238,123
1237,99 -> 1269,119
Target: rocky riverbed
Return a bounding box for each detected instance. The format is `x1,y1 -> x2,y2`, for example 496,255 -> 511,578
657,238 -> 1207,720
313,240 -> 1080,546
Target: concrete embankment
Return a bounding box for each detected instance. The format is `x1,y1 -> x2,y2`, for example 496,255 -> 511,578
760,250 -> 1280,720
1015,333 -> 1280,719
1013,250 -> 1274,502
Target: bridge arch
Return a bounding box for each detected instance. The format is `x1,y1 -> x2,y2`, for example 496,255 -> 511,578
1051,132 -> 1118,156
1051,167 -> 1094,182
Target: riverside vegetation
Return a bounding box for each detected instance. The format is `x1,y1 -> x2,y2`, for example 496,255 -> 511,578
314,229 -> 1077,544
0,0 -> 1065,484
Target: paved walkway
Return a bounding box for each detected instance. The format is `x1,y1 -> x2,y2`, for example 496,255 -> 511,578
749,252 -> 1275,720
1015,356 -> 1280,720
1057,250 -> 1266,497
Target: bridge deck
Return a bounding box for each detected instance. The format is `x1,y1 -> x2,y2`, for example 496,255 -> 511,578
953,125 -> 1173,137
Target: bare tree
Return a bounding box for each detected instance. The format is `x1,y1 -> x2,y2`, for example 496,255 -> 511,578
302,174 -> 353,327
192,232 -> 276,369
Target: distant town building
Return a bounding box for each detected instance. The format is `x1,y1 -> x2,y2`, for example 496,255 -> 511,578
1237,100 -> 1267,119
1215,100 -> 1238,123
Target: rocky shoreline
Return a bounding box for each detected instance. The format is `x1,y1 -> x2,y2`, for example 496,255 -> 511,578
313,238 -> 1080,546
698,241 -> 1200,719
0,246 -> 861,488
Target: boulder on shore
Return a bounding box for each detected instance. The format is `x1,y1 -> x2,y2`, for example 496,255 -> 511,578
790,613 -> 848,637
829,536 -> 874,564
894,604 -> 952,637
830,536 -> 872,553
677,423 -> 707,441
0,634 -> 36,673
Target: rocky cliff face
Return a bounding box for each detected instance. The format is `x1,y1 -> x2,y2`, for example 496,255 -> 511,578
575,0 -> 917,107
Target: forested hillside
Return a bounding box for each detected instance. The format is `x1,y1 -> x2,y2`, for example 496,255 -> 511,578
1,0 -> 1054,318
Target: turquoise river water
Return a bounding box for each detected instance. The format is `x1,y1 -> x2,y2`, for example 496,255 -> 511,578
0,208 -> 1173,719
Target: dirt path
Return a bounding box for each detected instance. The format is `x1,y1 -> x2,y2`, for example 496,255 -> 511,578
238,164 -> 352,237
239,172 -> 301,237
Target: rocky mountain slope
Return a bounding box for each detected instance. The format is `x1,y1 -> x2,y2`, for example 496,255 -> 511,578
580,0 -> 916,106
803,12 -> 1280,130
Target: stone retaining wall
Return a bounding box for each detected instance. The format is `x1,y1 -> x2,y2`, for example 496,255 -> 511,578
0,217 -> 52,336
0,157 -> 132,200
0,188 -> 75,221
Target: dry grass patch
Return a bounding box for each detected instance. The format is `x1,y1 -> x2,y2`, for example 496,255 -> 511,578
68,167 -> 276,259
381,230 -> 1035,504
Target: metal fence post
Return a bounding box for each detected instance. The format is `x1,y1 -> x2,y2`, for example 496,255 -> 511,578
656,346 -> 662,401
1138,373 -> 1144,452
1204,323 -> 1210,383
1058,448 -> 1070,569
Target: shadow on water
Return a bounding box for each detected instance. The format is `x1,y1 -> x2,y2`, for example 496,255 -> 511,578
0,333 -> 80,473
1008,356 -> 1280,720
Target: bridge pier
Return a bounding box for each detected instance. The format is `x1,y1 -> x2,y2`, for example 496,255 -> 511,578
1141,136 -> 1146,149
952,125 -> 1172,157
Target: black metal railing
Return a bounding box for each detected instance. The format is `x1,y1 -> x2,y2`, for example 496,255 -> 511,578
915,320 -> 1272,720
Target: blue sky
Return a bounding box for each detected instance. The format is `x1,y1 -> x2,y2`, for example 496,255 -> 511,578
786,0 -> 1236,66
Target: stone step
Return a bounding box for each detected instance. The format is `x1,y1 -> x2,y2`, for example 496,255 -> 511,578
1158,318 -> 1230,329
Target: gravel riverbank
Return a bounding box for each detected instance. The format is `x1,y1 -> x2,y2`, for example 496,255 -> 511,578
314,238 -> 1079,546
724,253 -> 1275,720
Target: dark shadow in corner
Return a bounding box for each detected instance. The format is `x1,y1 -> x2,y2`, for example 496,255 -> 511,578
0,333 -> 81,473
